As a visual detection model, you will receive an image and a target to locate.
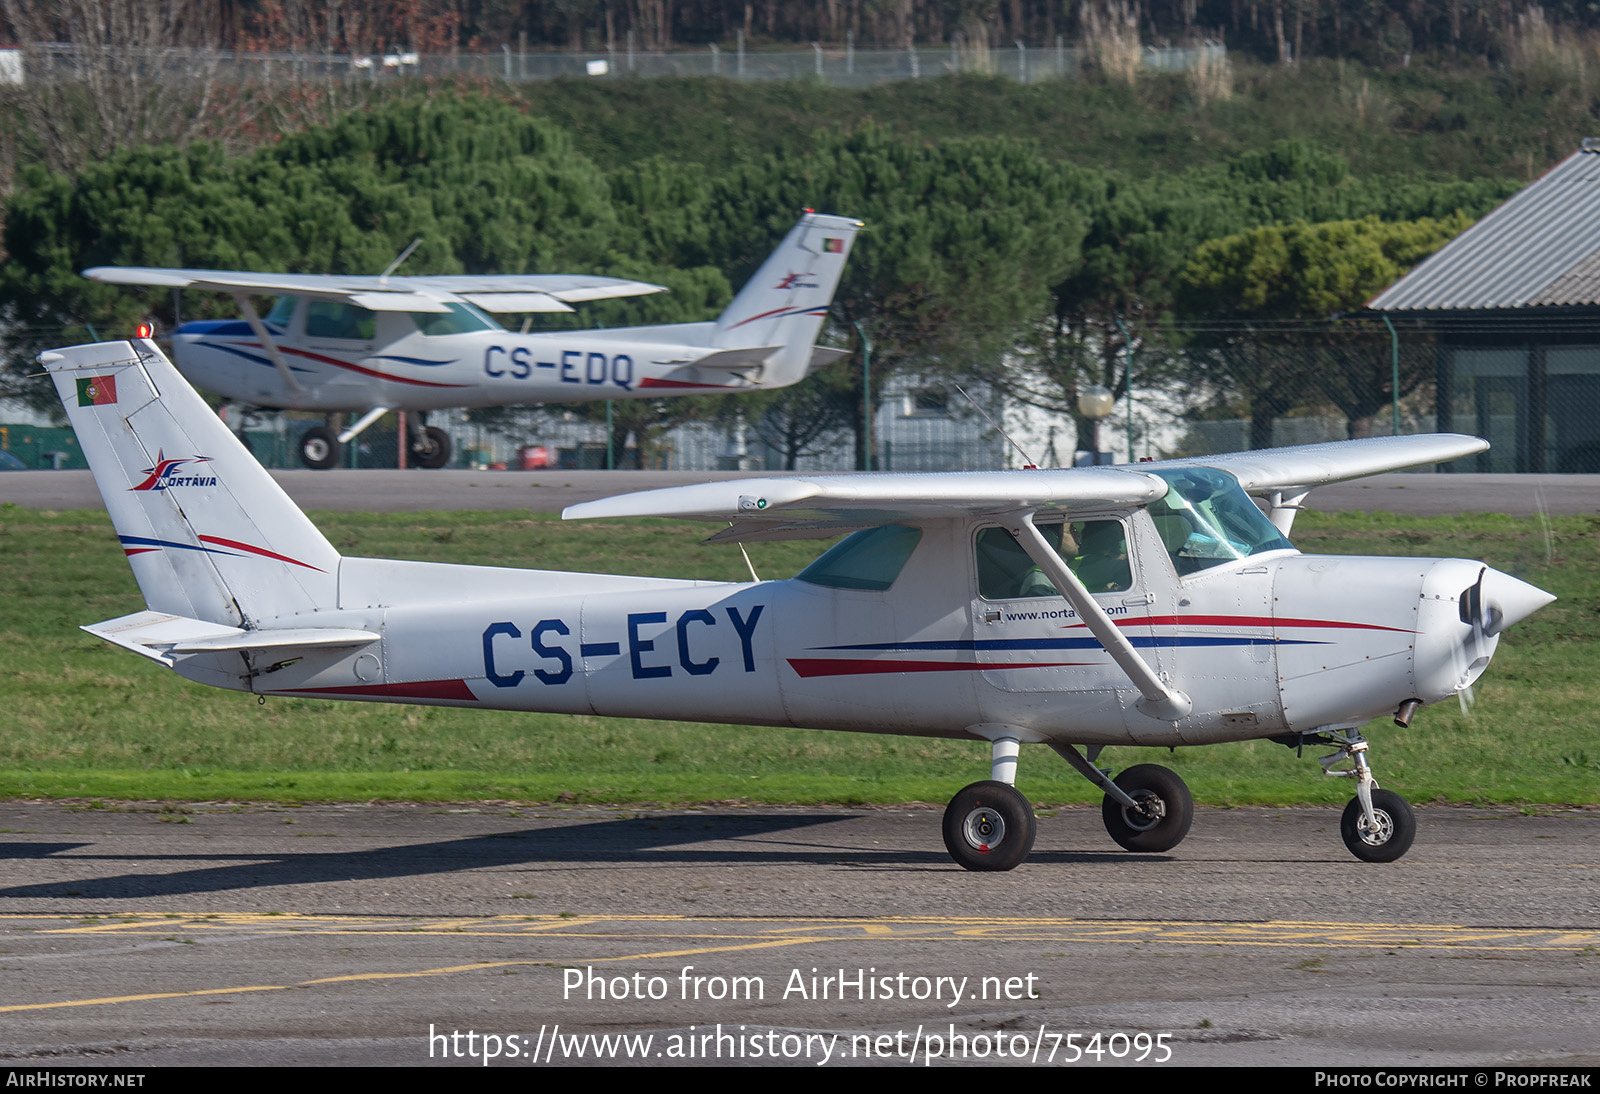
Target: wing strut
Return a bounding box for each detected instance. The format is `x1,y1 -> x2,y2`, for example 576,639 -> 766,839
230,292 -> 304,394
1008,512 -> 1192,722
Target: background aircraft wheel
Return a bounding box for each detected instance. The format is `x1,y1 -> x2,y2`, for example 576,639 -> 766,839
299,426 -> 340,470
408,426 -> 452,469
942,780 -> 1036,872
1102,764 -> 1194,852
1340,789 -> 1416,862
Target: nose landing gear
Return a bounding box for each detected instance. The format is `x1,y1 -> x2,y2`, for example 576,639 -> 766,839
1315,728 -> 1417,862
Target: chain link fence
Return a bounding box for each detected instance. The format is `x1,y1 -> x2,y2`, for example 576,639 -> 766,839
5,41 -> 1223,89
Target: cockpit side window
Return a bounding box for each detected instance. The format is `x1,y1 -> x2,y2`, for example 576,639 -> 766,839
1147,467 -> 1293,576
975,520 -> 1132,600
798,525 -> 923,591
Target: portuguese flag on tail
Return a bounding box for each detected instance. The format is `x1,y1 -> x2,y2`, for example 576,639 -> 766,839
76,376 -> 117,406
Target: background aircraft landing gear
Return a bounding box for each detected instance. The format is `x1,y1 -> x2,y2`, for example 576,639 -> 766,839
1100,764 -> 1194,852
299,425 -> 340,470
1340,788 -> 1415,862
943,780 -> 1036,872
407,425 -> 451,469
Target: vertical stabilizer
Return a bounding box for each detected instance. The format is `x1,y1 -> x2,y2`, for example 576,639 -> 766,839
40,339 -> 341,626
711,212 -> 862,386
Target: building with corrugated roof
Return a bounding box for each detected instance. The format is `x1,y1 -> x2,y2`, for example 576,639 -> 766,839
1369,141 -> 1600,472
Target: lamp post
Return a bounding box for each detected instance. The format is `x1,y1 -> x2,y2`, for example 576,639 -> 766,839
1077,384 -> 1115,465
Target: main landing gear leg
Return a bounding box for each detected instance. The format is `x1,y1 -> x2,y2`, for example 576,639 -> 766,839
1316,729 -> 1416,863
942,737 -> 1035,872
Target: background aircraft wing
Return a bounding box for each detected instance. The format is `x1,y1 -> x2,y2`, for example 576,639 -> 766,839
1137,434 -> 1489,496
563,467 -> 1169,541
82,268 -> 667,314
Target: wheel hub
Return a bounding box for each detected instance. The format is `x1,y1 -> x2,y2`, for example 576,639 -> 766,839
1355,808 -> 1395,846
1121,790 -> 1166,831
960,807 -> 1005,851
304,439 -> 330,461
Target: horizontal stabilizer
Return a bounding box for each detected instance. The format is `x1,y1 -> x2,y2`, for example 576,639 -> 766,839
83,611 -> 244,666
82,610 -> 380,666
809,347 -> 851,372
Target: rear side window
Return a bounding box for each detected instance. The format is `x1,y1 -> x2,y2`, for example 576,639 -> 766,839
798,525 -> 922,591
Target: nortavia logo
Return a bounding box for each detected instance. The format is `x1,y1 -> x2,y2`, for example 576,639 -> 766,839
130,451 -> 218,491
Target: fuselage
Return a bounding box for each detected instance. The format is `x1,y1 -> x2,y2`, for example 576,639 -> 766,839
172,306 -> 748,412
177,501 -> 1524,750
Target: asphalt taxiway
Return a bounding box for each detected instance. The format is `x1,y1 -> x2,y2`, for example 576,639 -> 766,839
1,801 -> 1595,1067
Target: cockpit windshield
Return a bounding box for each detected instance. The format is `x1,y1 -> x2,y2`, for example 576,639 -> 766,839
1147,467 -> 1293,576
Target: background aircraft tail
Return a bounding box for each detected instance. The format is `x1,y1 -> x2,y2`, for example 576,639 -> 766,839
40,340 -> 341,627
710,212 -> 861,387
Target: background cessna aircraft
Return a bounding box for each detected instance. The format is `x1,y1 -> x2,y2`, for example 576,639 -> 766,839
83,211 -> 861,469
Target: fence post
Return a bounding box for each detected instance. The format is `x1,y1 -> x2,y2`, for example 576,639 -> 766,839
1017,40 -> 1026,82
1381,314 -> 1400,436
813,41 -> 822,76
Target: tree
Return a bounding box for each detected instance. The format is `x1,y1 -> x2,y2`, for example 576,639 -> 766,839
0,0 -> 227,178
707,126 -> 1090,468
1176,213 -> 1471,443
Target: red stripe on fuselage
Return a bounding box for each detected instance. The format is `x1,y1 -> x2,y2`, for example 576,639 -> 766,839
1062,614 -> 1414,634
226,341 -> 470,389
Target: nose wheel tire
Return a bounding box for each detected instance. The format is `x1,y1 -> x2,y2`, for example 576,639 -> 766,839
1340,788 -> 1415,862
299,426 -> 340,470
408,425 -> 452,469
1101,764 -> 1194,852
943,780 -> 1036,872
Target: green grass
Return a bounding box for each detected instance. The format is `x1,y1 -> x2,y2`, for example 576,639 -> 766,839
1,504 -> 1594,807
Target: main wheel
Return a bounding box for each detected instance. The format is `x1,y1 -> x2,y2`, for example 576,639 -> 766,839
1340,788 -> 1415,862
299,426 -> 340,470
408,425 -> 451,469
942,780 -> 1036,872
1101,764 -> 1194,852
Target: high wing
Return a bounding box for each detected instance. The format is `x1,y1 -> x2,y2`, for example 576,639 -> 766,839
564,466 -> 1172,542
562,434 -> 1490,542
82,267 -> 668,315
1137,434 -> 1488,498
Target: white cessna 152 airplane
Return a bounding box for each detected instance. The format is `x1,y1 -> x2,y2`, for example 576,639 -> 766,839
43,336 -> 1555,871
82,212 -> 861,470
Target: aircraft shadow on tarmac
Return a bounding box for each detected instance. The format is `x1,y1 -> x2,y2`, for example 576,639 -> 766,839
0,815 -> 1167,900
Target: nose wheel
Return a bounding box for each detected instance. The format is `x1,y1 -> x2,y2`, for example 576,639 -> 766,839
1340,788 -> 1415,862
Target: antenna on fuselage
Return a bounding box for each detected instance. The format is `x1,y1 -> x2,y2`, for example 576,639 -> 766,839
955,384 -> 1038,469
379,238 -> 424,285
